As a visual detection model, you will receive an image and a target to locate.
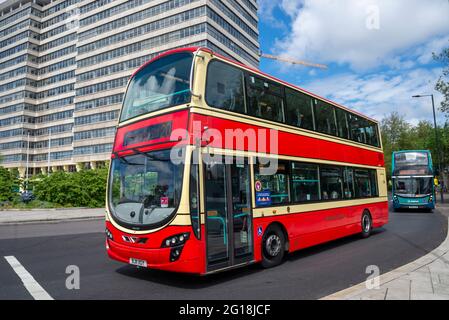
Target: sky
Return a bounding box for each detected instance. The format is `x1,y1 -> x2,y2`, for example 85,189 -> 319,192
257,0 -> 449,125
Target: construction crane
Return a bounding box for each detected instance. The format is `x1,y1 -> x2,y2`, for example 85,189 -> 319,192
260,53 -> 328,70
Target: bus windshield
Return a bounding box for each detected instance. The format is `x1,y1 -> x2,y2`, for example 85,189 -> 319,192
109,149 -> 183,229
394,177 -> 433,196
120,52 -> 193,122
394,152 -> 429,167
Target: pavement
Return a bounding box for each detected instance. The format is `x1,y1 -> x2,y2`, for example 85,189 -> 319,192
323,202 -> 449,300
0,204 -> 447,299
0,208 -> 105,225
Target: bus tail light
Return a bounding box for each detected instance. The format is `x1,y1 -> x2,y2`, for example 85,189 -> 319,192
161,233 -> 190,248
429,195 -> 433,203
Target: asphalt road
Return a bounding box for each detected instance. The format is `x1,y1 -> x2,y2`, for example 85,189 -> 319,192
0,206 -> 447,300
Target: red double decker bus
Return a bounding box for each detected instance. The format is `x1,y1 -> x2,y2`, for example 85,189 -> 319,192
105,47 -> 388,274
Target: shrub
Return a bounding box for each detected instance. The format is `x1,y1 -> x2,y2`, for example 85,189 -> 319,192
0,167 -> 19,202
33,167 -> 108,208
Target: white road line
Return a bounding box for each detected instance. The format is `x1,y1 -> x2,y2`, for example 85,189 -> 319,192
4,256 -> 54,300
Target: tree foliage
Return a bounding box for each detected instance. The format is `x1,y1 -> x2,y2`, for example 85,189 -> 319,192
32,167 -> 108,208
0,167 -> 19,202
381,112 -> 449,179
434,43 -> 449,115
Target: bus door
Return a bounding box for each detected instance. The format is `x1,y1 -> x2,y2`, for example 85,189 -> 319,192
204,157 -> 253,272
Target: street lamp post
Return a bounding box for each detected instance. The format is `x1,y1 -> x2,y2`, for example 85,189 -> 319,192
413,94 -> 444,203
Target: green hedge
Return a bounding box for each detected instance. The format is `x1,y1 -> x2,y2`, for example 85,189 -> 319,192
32,167 -> 108,208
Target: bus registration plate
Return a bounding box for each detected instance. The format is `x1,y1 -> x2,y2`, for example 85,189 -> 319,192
129,258 -> 147,267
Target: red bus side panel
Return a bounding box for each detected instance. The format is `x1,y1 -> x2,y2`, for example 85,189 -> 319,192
191,113 -> 384,167
251,201 -> 388,262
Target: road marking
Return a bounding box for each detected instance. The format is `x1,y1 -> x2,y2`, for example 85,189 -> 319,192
4,256 -> 54,300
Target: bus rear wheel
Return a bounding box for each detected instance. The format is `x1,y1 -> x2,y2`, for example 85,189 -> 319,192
261,225 -> 285,268
361,211 -> 372,238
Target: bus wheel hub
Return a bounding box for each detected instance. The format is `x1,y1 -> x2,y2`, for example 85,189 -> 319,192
266,235 -> 281,257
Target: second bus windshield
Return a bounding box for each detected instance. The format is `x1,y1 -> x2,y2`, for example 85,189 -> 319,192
394,177 -> 433,196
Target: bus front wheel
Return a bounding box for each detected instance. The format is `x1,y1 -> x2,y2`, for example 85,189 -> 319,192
261,225 -> 286,268
361,211 -> 372,238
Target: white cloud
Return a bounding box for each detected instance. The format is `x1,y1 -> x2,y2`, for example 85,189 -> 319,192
300,67 -> 444,124
261,0 -> 449,70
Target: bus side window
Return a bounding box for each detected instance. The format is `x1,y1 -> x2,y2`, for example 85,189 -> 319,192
336,108 -> 349,139
369,170 -> 378,197
349,114 -> 367,144
290,162 -> 320,202
343,167 -> 355,199
285,88 -> 314,131
205,61 -> 246,114
320,166 -> 343,200
354,169 -> 372,198
364,120 -> 380,147
246,76 -> 285,123
254,159 -> 290,206
314,101 -> 337,136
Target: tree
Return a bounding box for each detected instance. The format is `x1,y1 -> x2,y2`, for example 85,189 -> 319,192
380,112 -> 414,177
0,167 -> 19,202
434,43 -> 449,115
380,112 -> 449,179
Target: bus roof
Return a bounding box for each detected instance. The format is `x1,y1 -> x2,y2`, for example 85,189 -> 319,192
131,47 -> 379,124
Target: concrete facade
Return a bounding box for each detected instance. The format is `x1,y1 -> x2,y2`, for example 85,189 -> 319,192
0,0 -> 260,175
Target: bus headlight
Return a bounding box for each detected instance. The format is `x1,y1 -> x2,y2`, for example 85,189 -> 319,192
170,247 -> 184,262
429,196 -> 433,203
105,228 -> 114,241
161,233 -> 190,248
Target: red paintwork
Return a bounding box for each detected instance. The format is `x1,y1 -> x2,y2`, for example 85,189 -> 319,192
106,47 -> 388,275
106,221 -> 205,274
190,113 -> 384,167
113,110 -> 190,154
251,202 -> 389,263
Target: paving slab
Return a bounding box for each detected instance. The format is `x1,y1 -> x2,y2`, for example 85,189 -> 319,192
0,208 -> 105,225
